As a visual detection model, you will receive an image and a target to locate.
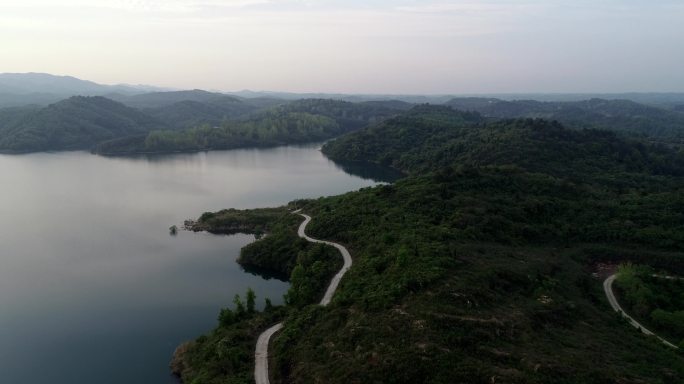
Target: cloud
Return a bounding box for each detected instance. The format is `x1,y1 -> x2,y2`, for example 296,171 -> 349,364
1,0 -> 275,13
395,2 -> 541,14
2,0 -> 683,93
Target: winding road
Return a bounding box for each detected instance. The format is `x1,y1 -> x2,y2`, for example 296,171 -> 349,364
603,274 -> 678,349
254,212 -> 352,384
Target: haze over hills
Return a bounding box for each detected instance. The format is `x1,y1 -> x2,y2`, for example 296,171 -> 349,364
0,73 -> 167,96
3,73 -> 684,108
2,73 -> 684,154
227,90 -> 684,106
0,73 -> 171,109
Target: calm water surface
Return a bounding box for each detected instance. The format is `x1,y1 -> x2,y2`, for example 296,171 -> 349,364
0,145 -> 396,384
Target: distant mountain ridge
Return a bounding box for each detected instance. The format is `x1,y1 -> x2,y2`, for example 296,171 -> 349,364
2,72 -> 684,106
0,72 -> 168,96
227,90 -> 684,106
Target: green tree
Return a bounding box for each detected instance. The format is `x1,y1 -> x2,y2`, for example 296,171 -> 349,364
233,294 -> 245,315
246,287 -> 256,313
218,308 -> 235,327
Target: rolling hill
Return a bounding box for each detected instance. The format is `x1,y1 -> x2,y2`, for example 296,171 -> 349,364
444,97 -> 684,138
322,105 -> 684,182
0,96 -> 164,152
0,72 -> 163,96
107,89 -> 244,109
93,99 -> 405,155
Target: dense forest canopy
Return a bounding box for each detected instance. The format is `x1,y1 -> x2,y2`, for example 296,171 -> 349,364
0,96 -> 164,151
107,89 -> 243,109
0,95 -> 404,153
323,105 -> 684,183
142,100 -> 256,130
614,263 -> 684,347
444,97 -> 684,138
2,88 -> 684,154
93,98 -> 403,155
175,105 -> 684,383
144,112 -> 338,152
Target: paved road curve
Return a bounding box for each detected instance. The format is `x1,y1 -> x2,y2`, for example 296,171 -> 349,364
297,213 -> 353,306
603,274 -> 678,349
254,212 -> 353,384
254,322 -> 283,384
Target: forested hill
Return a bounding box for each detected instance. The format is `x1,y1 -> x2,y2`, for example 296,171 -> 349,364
0,95 -> 403,154
178,104 -> 684,383
5,93 -> 684,154
143,99 -> 258,130
0,96 -> 164,152
108,89 -> 243,109
444,97 -> 684,138
95,111 -> 340,154
323,105 -> 684,182
278,98 -> 402,129
93,99 -> 403,155
108,90 -> 264,129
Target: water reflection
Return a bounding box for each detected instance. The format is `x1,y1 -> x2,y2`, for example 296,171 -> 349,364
327,159 -> 406,183
241,264 -> 289,282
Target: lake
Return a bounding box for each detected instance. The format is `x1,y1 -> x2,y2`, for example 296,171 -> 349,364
0,145 -> 398,384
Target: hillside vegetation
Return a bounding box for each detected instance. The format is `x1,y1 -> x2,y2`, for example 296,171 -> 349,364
93,99 -> 401,155
4,91 -> 684,154
144,100 -> 256,130
109,90 -> 265,128
0,96 -> 163,151
323,106 -> 684,183
444,97 -> 684,138
0,95 -> 403,153
108,89 -> 244,109
94,111 -> 340,154
175,105 -> 684,383
614,264 -> 684,347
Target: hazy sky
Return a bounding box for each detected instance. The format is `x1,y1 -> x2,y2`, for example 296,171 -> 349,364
1,0 -> 683,93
